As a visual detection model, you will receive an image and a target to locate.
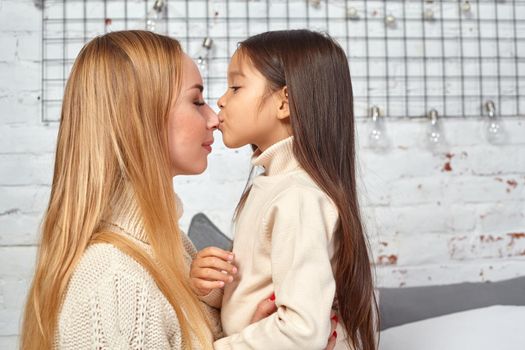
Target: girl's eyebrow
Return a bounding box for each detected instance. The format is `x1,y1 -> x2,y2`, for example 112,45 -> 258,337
229,71 -> 245,78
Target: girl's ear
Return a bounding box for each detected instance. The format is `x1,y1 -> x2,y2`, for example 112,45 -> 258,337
275,86 -> 290,121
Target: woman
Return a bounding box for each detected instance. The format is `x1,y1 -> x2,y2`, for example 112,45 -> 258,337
21,30 -> 226,349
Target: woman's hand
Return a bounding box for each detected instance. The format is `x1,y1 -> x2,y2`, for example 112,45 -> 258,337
190,246 -> 237,296
325,312 -> 338,350
250,294 -> 339,350
250,293 -> 277,323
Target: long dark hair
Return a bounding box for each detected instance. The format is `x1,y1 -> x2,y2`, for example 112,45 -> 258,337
235,29 -> 378,350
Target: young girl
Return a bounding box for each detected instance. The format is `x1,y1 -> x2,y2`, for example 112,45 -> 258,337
190,29 -> 378,349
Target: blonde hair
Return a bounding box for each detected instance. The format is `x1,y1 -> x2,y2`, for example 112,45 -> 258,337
21,30 -> 212,350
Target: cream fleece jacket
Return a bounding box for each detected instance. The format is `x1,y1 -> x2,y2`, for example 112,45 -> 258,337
214,137 -> 350,350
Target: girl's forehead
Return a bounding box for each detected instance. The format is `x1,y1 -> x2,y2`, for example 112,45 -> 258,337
228,50 -> 252,76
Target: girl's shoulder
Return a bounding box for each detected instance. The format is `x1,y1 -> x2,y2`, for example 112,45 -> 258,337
262,171 -> 338,222
271,169 -> 334,204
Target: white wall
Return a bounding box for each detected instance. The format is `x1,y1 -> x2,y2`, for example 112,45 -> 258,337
0,0 -> 524,348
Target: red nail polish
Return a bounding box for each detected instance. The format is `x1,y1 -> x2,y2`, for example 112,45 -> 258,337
269,293 -> 275,301
331,315 -> 339,323
332,330 -> 337,338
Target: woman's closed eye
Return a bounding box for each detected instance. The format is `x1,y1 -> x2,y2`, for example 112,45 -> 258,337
194,100 -> 206,106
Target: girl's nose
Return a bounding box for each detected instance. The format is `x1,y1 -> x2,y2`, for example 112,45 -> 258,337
217,94 -> 226,109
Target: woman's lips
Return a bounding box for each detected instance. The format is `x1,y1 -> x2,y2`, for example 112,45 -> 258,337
202,140 -> 213,153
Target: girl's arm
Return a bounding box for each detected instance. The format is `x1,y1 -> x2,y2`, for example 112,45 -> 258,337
214,186 -> 339,350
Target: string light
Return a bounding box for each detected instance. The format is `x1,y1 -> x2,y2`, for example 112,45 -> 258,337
194,37 -> 214,78
484,101 -> 506,144
368,106 -> 391,152
146,0 -> 166,32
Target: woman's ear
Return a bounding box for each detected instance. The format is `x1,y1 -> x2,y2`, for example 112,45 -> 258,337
274,86 -> 290,121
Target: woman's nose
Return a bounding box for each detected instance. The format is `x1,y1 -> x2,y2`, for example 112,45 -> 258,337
206,106 -> 220,129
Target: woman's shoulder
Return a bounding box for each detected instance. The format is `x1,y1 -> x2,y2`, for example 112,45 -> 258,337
60,243 -> 168,318
71,243 -> 154,287
57,243 -> 181,348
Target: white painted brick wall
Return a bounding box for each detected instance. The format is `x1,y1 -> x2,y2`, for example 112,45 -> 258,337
1,0 -> 524,347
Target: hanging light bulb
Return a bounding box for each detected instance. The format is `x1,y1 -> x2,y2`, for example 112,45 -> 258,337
194,37 -> 214,78
462,1 -> 472,13
385,14 -> 397,29
368,106 -> 390,151
146,0 -> 166,32
346,6 -> 359,20
484,100 -> 506,144
423,7 -> 435,21
426,109 -> 446,151
309,0 -> 321,9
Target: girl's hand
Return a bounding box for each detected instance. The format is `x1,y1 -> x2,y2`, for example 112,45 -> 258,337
190,246 -> 237,296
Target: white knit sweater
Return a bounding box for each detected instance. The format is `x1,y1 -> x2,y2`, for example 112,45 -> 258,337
55,188 -> 221,349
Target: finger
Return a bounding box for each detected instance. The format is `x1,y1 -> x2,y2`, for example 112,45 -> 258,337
195,257 -> 238,275
257,298 -> 277,317
197,246 -> 234,262
192,268 -> 234,283
330,315 -> 338,333
193,278 -> 225,291
324,332 -> 337,350
251,297 -> 277,323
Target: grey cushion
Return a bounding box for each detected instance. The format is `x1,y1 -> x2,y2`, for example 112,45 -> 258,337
379,276 -> 525,330
188,213 -> 233,252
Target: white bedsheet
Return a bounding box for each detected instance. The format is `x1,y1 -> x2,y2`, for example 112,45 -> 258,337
380,305 -> 525,350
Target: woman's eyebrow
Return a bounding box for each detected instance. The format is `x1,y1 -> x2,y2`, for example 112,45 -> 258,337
187,83 -> 204,92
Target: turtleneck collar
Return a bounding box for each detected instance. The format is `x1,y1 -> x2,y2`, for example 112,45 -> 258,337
99,185 -> 184,244
251,136 -> 299,176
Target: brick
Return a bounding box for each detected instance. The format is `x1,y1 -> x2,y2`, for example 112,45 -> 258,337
0,62 -> 40,94
15,31 -> 41,62
0,213 -> 43,246
0,247 -> 37,278
0,124 -> 58,154
0,186 -> 50,215
376,259 -> 525,287
0,35 -> 16,62
0,92 -> 41,125
0,154 -> 54,186
476,202 -> 525,234
0,1 -> 41,32
373,204 -> 477,236
0,309 -> 23,336
0,336 -> 18,349
448,232 -> 525,261
0,278 -> 31,314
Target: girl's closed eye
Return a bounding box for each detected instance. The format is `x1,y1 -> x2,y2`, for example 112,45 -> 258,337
229,86 -> 241,93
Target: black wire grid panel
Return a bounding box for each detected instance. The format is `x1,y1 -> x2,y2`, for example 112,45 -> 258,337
41,0 -> 525,122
